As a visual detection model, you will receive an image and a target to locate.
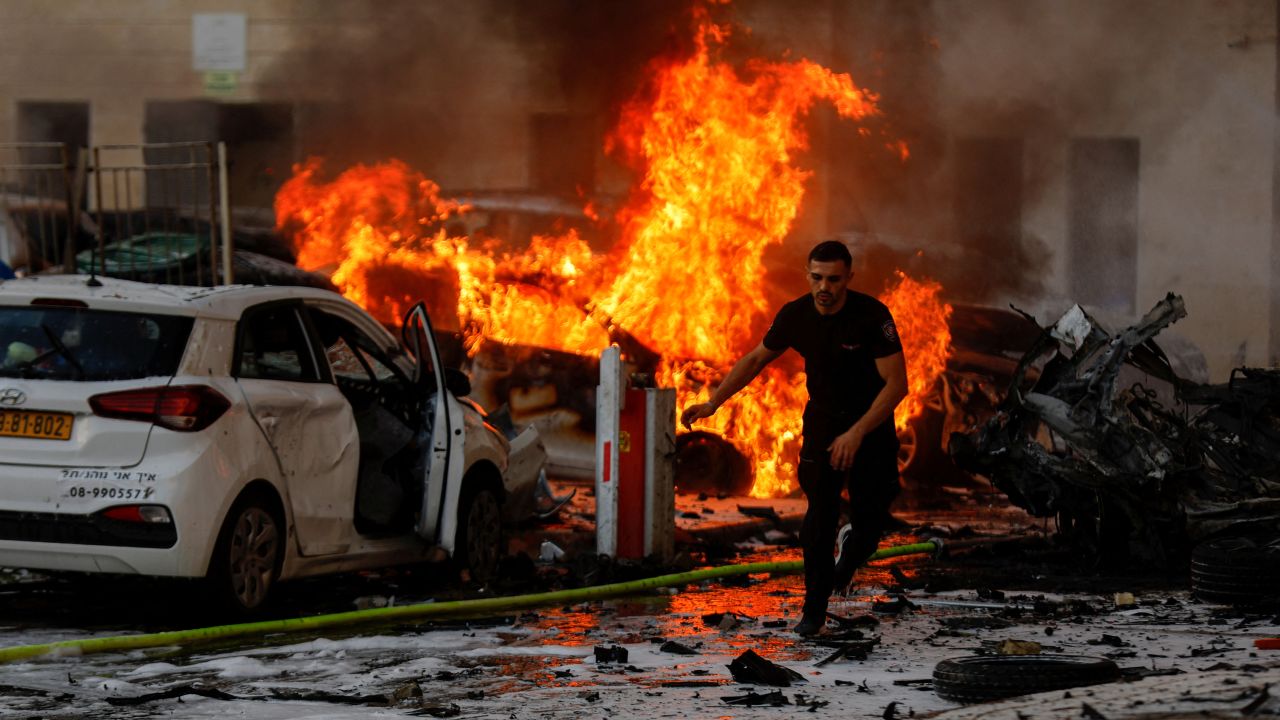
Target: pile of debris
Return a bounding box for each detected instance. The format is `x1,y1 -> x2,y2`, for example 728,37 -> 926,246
951,293 -> 1280,565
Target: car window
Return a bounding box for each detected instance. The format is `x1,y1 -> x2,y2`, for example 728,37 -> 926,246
325,335 -> 369,382
355,345 -> 399,383
309,307 -> 410,387
236,305 -> 319,382
0,306 -> 192,381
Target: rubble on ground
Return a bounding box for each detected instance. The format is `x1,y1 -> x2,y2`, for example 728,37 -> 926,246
952,293 -> 1280,564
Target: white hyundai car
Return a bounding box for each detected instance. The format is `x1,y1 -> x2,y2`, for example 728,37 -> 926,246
0,276 -> 545,613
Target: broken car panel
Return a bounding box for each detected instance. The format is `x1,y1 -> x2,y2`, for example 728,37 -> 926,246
951,293 -> 1280,563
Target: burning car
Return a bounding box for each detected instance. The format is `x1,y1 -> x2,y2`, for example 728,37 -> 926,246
951,294 -> 1279,565
0,275 -> 545,613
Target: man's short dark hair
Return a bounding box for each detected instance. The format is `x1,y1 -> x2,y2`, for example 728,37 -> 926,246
808,240 -> 852,268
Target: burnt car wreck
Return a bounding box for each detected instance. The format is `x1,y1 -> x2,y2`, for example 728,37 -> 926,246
951,293 -> 1280,566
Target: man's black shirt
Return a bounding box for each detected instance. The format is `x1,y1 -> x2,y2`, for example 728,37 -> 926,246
762,291 -> 903,453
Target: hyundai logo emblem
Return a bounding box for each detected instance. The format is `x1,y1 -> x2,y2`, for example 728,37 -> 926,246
0,388 -> 26,407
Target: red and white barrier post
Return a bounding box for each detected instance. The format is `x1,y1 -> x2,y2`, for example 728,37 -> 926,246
595,346 -> 676,562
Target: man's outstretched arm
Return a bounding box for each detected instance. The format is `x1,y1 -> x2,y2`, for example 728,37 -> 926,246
680,342 -> 783,428
828,351 -> 908,470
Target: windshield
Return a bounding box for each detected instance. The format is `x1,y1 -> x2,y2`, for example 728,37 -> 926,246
0,306 -> 193,381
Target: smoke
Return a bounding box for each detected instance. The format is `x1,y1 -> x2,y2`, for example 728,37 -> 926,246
263,0 -> 1213,313
763,0 -> 1198,310
261,0 -> 695,192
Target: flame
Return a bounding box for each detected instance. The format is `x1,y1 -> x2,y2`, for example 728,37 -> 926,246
276,159 -> 610,356
274,10 -> 951,497
881,271 -> 953,432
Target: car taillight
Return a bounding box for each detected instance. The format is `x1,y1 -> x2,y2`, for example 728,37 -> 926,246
89,385 -> 230,432
101,505 -> 173,523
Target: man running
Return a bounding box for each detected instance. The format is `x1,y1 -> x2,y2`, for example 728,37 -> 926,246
681,240 -> 908,636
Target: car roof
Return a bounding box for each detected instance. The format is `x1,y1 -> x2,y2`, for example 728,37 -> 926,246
0,275 -> 359,321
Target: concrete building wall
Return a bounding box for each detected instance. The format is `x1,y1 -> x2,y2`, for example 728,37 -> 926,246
928,0 -> 1275,379
0,1 -> 545,189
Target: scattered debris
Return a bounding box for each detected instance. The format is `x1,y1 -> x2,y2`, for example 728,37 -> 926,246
594,645 -> 629,664
391,681 -> 423,702
1088,634 -> 1130,648
105,685 -> 241,706
737,505 -> 782,524
827,611 -> 881,628
951,294 -> 1280,564
872,596 -> 915,615
1191,536 -> 1280,606
353,595 -> 392,610
1114,592 -> 1136,608
727,649 -> 806,687
660,640 -> 699,655
939,616 -> 1014,631
933,654 -> 1121,704
815,637 -> 880,666
723,689 -> 789,706
702,611 -> 752,630
793,693 -> 831,711
539,540 -> 566,563
996,639 -> 1043,655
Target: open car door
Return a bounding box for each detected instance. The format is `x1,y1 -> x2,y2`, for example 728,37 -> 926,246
403,302 -> 465,543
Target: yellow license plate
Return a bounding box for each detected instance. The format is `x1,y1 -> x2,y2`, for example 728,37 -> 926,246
0,409 -> 73,441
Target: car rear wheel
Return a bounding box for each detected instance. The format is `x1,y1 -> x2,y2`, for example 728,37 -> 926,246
456,485 -> 502,584
209,494 -> 283,615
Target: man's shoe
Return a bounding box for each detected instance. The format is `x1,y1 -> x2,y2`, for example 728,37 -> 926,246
793,613 -> 825,637
832,523 -> 857,595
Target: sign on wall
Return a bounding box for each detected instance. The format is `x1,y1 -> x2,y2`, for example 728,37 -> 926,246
192,13 -> 246,72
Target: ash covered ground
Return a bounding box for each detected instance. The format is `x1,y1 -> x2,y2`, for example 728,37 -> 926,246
0,486 -> 1277,719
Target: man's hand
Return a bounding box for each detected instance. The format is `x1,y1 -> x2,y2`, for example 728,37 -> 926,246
827,426 -> 865,471
681,403 -> 717,429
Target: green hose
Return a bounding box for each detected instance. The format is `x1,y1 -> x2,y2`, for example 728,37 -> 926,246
0,540 -> 937,664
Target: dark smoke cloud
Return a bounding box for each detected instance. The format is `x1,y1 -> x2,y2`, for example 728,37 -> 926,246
754,0 -> 1193,309
263,0 -> 1198,313
261,0 -> 696,191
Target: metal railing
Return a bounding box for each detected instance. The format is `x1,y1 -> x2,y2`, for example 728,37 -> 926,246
0,143 -> 82,274
0,141 -> 233,286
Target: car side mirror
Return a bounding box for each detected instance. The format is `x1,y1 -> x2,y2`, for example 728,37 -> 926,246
445,367 -> 471,397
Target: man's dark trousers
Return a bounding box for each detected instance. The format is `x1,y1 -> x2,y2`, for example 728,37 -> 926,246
797,438 -> 900,617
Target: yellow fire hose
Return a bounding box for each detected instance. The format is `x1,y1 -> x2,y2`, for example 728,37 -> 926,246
0,540 -> 940,663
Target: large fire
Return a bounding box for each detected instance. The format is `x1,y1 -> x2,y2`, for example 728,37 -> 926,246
275,12 -> 951,497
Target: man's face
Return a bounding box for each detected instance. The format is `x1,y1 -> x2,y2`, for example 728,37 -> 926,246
807,259 -> 852,312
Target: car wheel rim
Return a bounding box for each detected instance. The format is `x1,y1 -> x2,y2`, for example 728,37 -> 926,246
228,507 -> 278,609
467,492 -> 500,580
897,425 -> 918,472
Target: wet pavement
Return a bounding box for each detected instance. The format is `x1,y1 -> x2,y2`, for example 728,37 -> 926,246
0,479 -> 1277,718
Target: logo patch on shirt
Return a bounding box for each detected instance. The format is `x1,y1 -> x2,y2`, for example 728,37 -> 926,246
882,320 -> 898,343
840,343 -> 862,351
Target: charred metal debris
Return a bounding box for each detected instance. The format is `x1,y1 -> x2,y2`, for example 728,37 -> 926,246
951,293 -> 1280,564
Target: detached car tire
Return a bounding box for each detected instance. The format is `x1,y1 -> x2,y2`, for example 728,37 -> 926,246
456,485 -> 503,584
208,493 -> 283,615
933,655 -> 1120,704
1191,535 -> 1280,606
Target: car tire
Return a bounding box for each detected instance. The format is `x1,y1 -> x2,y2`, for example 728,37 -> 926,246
456,484 -> 503,585
933,655 -> 1120,704
1191,535 -> 1280,606
674,430 -> 753,496
208,491 -> 283,616
899,407 -> 944,477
